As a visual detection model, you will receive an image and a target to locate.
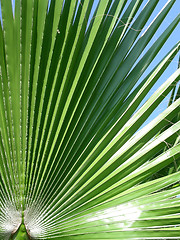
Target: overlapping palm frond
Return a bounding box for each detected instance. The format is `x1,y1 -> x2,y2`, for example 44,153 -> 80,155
0,0 -> 180,239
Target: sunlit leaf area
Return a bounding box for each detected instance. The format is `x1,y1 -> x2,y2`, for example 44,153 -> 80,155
0,0 -> 180,239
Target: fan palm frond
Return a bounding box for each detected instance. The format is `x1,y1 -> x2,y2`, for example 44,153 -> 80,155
0,0 -> 180,239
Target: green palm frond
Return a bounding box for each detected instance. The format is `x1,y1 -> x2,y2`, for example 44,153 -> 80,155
0,0 -> 180,239
150,58 -> 180,179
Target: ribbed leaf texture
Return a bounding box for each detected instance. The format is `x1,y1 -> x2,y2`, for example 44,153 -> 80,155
0,0 -> 180,239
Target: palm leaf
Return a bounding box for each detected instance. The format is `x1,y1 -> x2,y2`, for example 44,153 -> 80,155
0,0 -> 180,239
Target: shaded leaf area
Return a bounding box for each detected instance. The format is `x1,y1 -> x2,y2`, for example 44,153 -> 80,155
0,0 -> 180,239
10,225 -> 30,240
